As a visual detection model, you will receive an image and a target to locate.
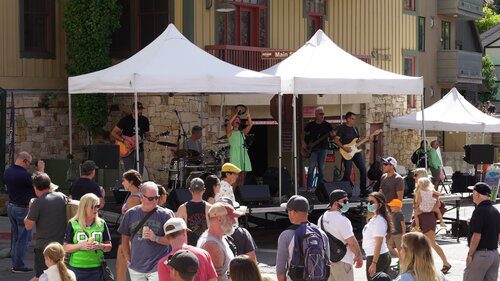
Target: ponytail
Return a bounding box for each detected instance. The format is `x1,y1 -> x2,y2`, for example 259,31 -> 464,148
56,260 -> 74,281
43,242 -> 75,281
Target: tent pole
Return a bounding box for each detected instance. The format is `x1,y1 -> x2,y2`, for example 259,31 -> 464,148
68,93 -> 72,155
293,94 -> 298,195
340,94 -> 343,124
134,74 -> 140,172
278,93 -> 282,202
422,93 -> 428,169
219,94 -> 224,138
200,94 -> 205,149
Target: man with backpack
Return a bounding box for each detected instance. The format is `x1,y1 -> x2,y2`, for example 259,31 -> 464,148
318,190 -> 363,281
276,195 -> 330,281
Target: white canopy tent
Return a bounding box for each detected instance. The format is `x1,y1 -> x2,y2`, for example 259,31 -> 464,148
262,29 -> 424,190
68,24 -> 283,196
391,88 -> 500,133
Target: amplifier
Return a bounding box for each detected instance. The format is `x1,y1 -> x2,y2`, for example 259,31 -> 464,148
88,144 -> 120,169
236,185 -> 272,205
451,172 -> 477,193
315,181 -> 353,203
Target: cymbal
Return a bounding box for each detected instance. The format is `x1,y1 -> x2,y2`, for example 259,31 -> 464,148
157,141 -> 177,147
218,135 -> 228,140
212,139 -> 228,145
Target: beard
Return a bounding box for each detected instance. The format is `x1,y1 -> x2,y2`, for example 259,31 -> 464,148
221,219 -> 236,235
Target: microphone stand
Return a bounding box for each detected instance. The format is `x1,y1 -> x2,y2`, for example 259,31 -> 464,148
174,109 -> 188,188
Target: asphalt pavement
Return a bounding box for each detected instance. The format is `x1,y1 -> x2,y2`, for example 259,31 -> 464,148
0,199 -> 498,281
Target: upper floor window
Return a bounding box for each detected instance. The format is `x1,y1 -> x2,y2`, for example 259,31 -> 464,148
441,21 -> 451,50
305,0 -> 327,37
403,0 -> 415,11
418,16 -> 425,51
111,0 -> 171,58
216,0 -> 268,47
404,55 -> 417,108
20,0 -> 55,58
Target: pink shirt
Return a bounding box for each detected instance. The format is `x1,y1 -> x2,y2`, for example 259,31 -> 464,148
158,244 -> 218,281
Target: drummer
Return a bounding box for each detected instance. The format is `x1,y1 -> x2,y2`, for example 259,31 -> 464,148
183,126 -> 202,154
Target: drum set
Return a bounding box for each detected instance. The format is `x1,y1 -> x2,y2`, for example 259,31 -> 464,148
157,137 -> 230,189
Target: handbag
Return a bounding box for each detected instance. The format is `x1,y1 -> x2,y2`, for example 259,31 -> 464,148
319,215 -> 347,262
100,256 -> 114,281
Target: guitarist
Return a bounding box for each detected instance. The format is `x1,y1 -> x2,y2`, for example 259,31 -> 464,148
334,112 -> 368,197
111,102 -> 158,174
301,106 -> 335,190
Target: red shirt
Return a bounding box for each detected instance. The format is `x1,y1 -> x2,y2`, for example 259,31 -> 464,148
158,244 -> 218,281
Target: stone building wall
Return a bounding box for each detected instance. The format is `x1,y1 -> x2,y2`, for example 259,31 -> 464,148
361,94 -> 422,170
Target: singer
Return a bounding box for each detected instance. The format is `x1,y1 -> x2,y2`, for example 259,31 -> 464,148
226,106 -> 253,186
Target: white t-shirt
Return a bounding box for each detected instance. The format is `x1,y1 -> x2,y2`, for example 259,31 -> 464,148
215,180 -> 236,203
319,210 -> 355,264
362,215 -> 389,256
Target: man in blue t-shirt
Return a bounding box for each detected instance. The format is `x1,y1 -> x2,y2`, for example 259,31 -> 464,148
3,151 -> 44,273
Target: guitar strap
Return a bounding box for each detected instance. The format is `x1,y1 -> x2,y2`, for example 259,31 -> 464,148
353,126 -> 360,138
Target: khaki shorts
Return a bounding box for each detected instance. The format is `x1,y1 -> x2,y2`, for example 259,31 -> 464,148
387,233 -> 402,251
328,261 -> 353,281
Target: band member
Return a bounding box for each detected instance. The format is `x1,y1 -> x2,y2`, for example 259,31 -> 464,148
301,106 -> 334,189
111,102 -> 158,174
226,107 -> 252,186
184,126 -> 202,154
334,112 -> 368,197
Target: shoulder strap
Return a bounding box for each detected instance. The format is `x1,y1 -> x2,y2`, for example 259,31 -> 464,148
130,207 -> 157,239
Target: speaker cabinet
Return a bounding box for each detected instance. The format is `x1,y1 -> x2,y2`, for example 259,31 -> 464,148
88,144 -> 120,169
166,189 -> 192,211
451,172 -> 477,193
236,185 -> 271,205
463,144 -> 494,164
315,181 -> 353,203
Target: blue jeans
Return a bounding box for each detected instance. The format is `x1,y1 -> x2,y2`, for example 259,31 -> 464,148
8,203 -> 32,269
307,149 -> 328,188
341,152 -> 367,194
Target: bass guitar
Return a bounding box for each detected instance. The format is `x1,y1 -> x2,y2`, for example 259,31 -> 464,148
339,129 -> 382,161
116,131 -> 170,157
301,130 -> 334,158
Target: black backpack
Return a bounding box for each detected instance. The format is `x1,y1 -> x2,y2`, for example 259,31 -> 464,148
318,215 -> 348,263
288,223 -> 330,281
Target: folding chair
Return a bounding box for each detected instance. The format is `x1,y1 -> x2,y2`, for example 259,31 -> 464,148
439,166 -> 453,194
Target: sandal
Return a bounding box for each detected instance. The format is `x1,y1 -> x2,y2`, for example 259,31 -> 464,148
441,264 -> 451,274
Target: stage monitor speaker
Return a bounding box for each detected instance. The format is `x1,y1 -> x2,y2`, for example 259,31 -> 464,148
88,144 -> 120,169
463,144 -> 494,164
236,185 -> 271,205
315,181 -> 353,203
166,189 -> 192,211
451,172 -> 477,193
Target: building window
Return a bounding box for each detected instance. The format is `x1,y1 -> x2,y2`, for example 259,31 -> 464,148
404,55 -> 417,108
418,16 -> 425,51
111,0 -> 171,58
20,0 -> 55,58
441,21 -> 451,50
305,0 -> 327,37
216,0 -> 268,47
403,0 -> 415,11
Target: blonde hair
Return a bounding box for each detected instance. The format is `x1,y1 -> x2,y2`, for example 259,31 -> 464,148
72,193 -> 102,230
43,242 -> 75,281
414,177 -> 434,203
400,232 -> 442,281
413,168 -> 428,179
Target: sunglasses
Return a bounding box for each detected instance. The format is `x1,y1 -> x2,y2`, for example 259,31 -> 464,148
92,205 -> 100,210
142,195 -> 160,201
226,271 -> 231,278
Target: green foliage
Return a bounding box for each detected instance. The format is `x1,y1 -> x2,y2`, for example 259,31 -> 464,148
62,0 -> 121,137
480,56 -> 498,102
477,6 -> 500,34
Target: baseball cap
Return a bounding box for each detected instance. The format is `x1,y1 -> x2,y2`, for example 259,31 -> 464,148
382,156 -> 397,167
216,196 -> 247,215
163,218 -> 191,236
189,178 -> 205,192
221,163 -> 241,174
468,182 -> 491,196
166,250 -> 199,275
387,199 -> 403,208
281,195 -> 310,213
81,160 -> 98,173
132,102 -> 144,109
328,190 -> 348,207
208,202 -> 244,218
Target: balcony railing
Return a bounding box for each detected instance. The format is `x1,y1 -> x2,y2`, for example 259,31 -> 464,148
437,50 -> 483,84
438,0 -> 483,20
205,45 -> 294,72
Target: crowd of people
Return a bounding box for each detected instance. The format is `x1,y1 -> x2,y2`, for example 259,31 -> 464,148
3,151 -> 500,281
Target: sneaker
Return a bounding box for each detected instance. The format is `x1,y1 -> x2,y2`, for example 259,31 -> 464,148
11,267 -> 33,273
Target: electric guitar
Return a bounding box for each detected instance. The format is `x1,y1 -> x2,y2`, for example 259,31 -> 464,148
116,131 -> 170,157
301,130 -> 334,158
339,129 -> 382,160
